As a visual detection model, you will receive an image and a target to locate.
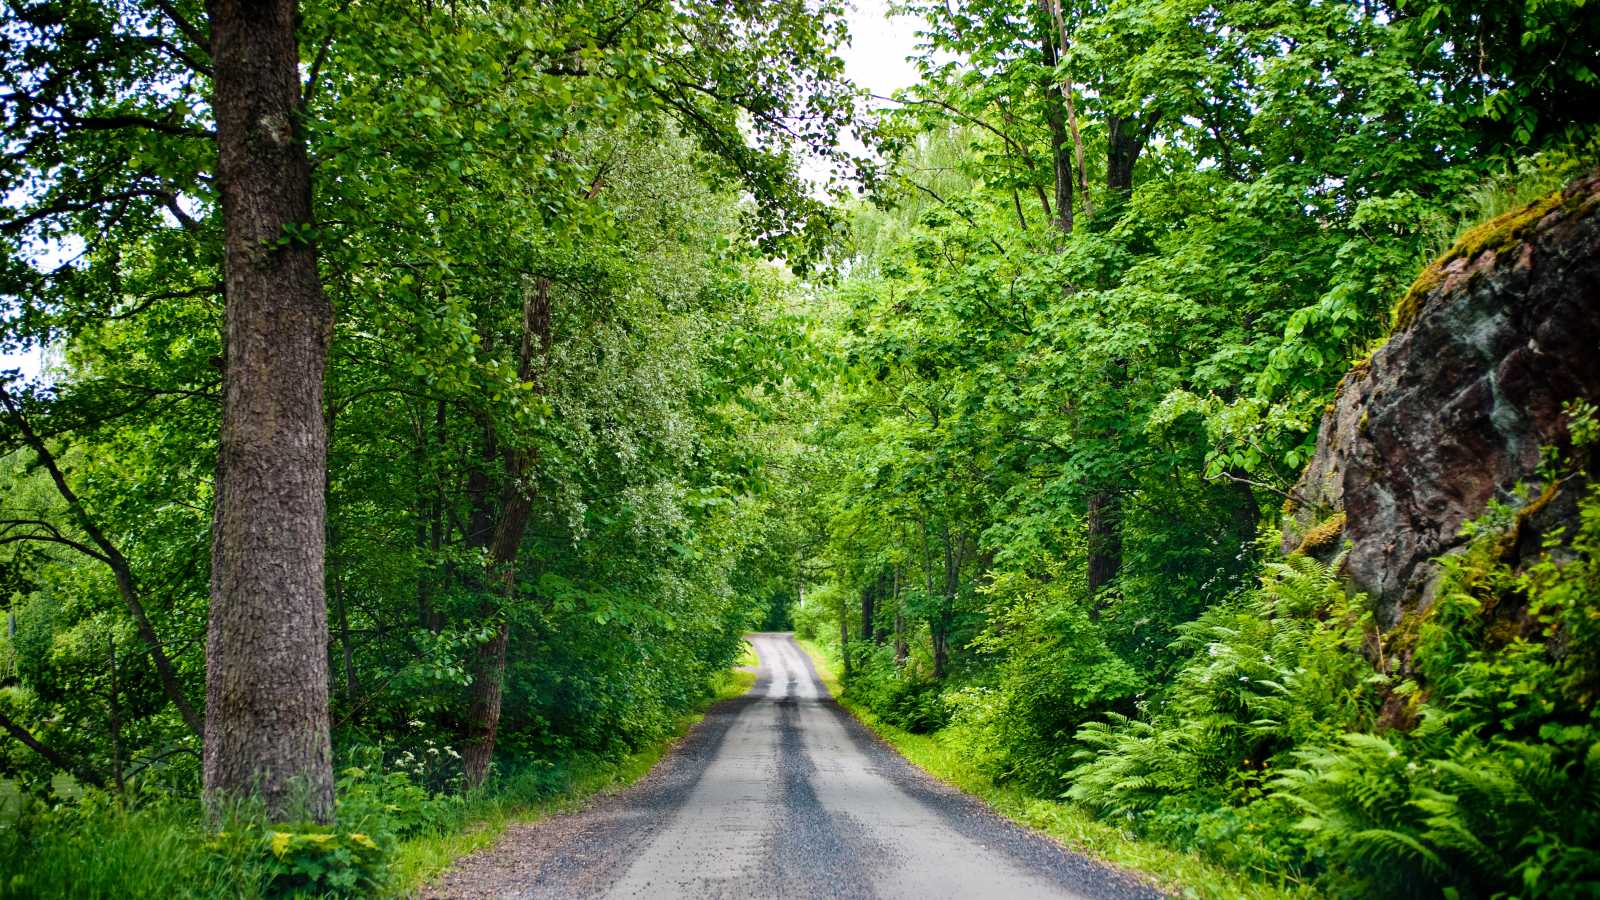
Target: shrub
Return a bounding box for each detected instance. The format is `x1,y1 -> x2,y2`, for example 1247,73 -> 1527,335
954,567 -> 1143,789
1273,482 -> 1600,900
244,824 -> 390,899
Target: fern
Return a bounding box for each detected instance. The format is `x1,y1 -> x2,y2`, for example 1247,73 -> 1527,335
1066,548 -> 1374,822
1269,484 -> 1600,899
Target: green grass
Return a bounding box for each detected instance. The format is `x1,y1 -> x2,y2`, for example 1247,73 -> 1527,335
0,803 -> 268,900
0,670 -> 758,900
735,639 -> 760,668
795,640 -> 1317,900
388,667 -> 756,896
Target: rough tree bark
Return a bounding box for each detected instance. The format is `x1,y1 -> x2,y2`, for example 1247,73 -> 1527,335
462,278 -> 551,787
203,0 -> 337,821
1086,492 -> 1121,598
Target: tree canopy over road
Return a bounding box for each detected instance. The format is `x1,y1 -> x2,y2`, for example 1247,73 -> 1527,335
1,0 -> 1597,895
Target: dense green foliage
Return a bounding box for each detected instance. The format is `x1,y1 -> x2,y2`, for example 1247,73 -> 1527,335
777,0 -> 1600,896
0,0 -> 853,889
2,0 -> 1598,893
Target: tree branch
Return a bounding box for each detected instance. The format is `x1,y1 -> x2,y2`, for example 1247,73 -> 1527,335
0,707 -> 106,788
0,385 -> 204,738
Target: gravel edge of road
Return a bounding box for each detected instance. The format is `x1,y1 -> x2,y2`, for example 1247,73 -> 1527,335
417,668 -> 770,899
420,639 -> 1172,900
793,641 -> 1173,900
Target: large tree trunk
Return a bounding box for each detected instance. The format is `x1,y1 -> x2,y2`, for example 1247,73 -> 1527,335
461,278 -> 551,787
203,0 -> 336,822
1106,111 -> 1159,195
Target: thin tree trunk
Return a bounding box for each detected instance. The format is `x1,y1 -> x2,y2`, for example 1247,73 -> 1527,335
860,574 -> 875,643
335,572 -> 360,716
1228,466 -> 1260,539
1045,0 -> 1091,216
1037,0 -> 1074,234
892,564 -> 907,665
840,609 -> 852,679
420,401 -> 447,631
0,707 -> 104,787
108,633 -> 123,793
932,525 -> 962,679
204,0 -> 336,821
462,278 -> 551,787
873,566 -> 889,645
1086,492 -> 1122,599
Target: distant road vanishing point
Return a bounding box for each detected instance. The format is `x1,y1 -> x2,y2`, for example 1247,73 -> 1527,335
425,632 -> 1167,900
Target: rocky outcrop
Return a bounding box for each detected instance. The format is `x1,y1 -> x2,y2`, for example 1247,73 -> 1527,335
1283,169 -> 1600,631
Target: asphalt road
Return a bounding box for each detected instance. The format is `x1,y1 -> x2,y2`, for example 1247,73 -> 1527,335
424,632 -> 1166,900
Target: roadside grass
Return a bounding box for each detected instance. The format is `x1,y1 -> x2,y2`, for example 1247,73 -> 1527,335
0,801 -> 268,900
0,670 -> 755,900
389,667 -> 756,896
736,638 -> 760,668
795,640 -> 1316,900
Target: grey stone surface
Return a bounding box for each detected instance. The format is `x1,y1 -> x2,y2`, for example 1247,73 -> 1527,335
1284,169 -> 1600,630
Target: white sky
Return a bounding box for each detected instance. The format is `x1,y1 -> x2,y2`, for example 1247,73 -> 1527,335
800,0 -> 925,189
838,0 -> 923,99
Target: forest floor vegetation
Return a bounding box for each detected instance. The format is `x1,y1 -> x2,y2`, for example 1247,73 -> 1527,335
797,640 -> 1316,900
392,668 -> 756,896
0,669 -> 755,900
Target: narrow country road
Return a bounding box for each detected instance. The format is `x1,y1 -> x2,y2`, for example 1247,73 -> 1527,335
424,633 -> 1167,900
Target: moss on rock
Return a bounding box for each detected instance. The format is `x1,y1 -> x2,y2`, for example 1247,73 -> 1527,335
1292,511 -> 1347,556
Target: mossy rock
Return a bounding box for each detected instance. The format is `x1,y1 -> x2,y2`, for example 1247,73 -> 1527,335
1391,185 -> 1600,335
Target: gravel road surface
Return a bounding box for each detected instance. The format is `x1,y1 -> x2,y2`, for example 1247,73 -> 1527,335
423,632 -> 1167,900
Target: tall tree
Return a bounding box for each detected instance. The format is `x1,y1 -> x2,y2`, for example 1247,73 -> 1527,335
461,278 -> 550,786
202,0 -> 336,819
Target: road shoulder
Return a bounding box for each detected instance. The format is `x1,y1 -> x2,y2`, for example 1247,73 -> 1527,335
401,668 -> 758,898
795,640 -> 1315,900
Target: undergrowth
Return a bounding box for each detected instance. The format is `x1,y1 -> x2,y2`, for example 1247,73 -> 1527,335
798,639 -> 1312,900
808,414 -> 1600,899
0,668 -> 755,899
388,667 -> 754,895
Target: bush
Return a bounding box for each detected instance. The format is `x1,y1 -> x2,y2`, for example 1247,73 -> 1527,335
243,824 -> 390,899
1272,481 -> 1600,900
842,643 -> 951,733
956,567 -> 1143,789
